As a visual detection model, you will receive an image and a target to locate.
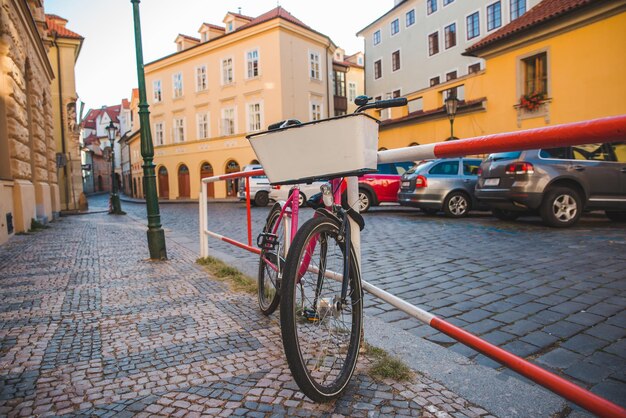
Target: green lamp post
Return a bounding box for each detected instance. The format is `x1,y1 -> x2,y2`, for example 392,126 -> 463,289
106,121 -> 125,215
131,0 -> 167,260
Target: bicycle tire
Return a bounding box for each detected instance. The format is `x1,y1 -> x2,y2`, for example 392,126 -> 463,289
257,202 -> 284,315
280,216 -> 363,402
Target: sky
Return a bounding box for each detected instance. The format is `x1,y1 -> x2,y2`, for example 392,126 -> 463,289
45,0 -> 394,116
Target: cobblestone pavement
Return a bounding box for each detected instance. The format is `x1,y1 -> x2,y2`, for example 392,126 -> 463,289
0,212 -> 496,417
104,194 -> 626,408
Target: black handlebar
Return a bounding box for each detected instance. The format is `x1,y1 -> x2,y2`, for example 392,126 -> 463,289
355,97 -> 408,113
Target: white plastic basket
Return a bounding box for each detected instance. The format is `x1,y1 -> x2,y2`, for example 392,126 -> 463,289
246,113 -> 380,184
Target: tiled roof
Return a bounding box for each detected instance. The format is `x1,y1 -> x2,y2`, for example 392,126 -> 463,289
122,99 -> 130,109
380,98 -> 487,127
45,14 -> 83,39
465,0 -> 595,55
81,104 -> 121,128
238,7 -> 311,32
200,22 -> 225,31
177,33 -> 200,42
227,11 -> 254,21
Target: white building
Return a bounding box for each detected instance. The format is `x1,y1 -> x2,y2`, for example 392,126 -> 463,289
357,0 -> 541,109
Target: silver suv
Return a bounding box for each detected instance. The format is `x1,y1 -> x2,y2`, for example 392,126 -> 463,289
398,158 -> 484,217
475,142 -> 626,227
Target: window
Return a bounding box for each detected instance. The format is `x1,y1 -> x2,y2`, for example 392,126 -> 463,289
248,103 -> 262,132
201,32 -> 208,42
468,63 -> 481,74
428,32 -> 439,55
348,82 -> 357,102
334,71 -> 346,96
487,2 -> 502,31
463,160 -> 482,176
392,50 -> 401,71
357,56 -> 363,65
152,80 -> 162,103
467,12 -> 480,40
430,76 -> 440,86
572,144 -> 611,162
247,49 -> 259,78
443,0 -> 454,5
511,0 -> 526,20
154,122 -> 164,145
393,89 -> 401,98
174,118 -> 185,142
374,60 -> 382,79
172,73 -> 183,98
221,108 -> 235,136
310,102 -> 322,121
406,10 -> 415,27
373,30 -> 381,45
522,52 -> 547,96
610,142 -> 626,162
539,147 -> 569,159
446,71 -> 457,81
309,51 -> 321,80
222,58 -> 234,85
427,0 -> 437,14
391,19 -> 400,35
196,113 -> 209,139
196,65 -> 207,91
429,161 -> 459,175
444,23 -> 456,49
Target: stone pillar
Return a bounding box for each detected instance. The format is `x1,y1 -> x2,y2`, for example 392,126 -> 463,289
50,182 -> 60,218
12,180 -> 36,232
34,181 -> 52,223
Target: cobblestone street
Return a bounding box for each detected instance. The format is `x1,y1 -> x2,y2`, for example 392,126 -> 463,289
0,211 -> 499,417
105,194 -> 625,409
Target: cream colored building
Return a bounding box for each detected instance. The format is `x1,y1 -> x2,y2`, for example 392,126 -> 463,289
144,7 -> 342,199
1,0 -> 58,245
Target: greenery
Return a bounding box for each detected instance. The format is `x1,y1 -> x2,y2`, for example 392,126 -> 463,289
196,256 -> 257,294
363,342 -> 414,382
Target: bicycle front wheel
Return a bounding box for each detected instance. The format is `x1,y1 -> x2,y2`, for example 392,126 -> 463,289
280,216 -> 363,402
258,202 -> 285,315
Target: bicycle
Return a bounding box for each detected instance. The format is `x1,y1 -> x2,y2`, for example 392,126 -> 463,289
250,96 -> 407,401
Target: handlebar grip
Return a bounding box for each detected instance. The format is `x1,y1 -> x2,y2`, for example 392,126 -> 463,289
374,98 -> 408,109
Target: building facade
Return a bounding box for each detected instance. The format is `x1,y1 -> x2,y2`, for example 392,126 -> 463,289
357,0 -> 541,111
0,0 -> 58,245
144,7 -> 340,199
376,0 -> 626,149
45,14 -> 84,211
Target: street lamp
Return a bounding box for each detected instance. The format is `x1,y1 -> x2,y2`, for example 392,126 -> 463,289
106,121 -> 125,215
131,0 -> 167,259
444,91 -> 459,141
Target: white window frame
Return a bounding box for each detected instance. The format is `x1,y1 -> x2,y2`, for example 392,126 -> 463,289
373,30 -> 381,46
510,0 -> 527,21
428,30 -> 440,57
246,49 -> 260,79
309,50 -> 321,80
154,121 -> 165,145
348,82 -> 357,102
221,57 -> 234,85
406,9 -> 416,27
310,101 -> 322,121
196,112 -> 210,139
374,58 -> 383,79
221,107 -> 236,136
466,9 -> 481,40
391,49 -> 401,72
195,65 -> 207,92
390,18 -> 400,36
486,1 -> 503,32
444,21 -> 458,50
173,117 -> 186,143
172,72 -> 183,98
246,101 -> 264,133
427,0 -> 437,15
152,80 -> 162,103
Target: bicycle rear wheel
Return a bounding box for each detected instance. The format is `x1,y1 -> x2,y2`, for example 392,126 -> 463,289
257,202 -> 285,315
280,216 -> 363,402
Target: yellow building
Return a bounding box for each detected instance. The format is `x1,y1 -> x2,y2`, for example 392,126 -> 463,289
45,14 -> 84,212
378,0 -> 626,149
144,7 -> 343,199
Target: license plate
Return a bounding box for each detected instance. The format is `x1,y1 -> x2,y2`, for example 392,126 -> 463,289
484,178 -> 500,187
401,181 -> 410,188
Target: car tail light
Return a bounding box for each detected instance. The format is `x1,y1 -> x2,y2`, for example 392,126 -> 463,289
505,162 -> 534,175
272,185 -> 281,190
415,175 -> 428,188
477,167 -> 483,176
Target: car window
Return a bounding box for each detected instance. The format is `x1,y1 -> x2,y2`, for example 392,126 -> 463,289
572,143 -> 611,161
540,147 -> 569,159
429,161 -> 459,175
394,161 -> 415,175
609,142 -> 626,162
487,152 -> 521,161
463,160 -> 482,176
376,163 -> 395,175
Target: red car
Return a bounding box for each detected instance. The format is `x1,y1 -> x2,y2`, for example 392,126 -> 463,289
342,161 -> 415,212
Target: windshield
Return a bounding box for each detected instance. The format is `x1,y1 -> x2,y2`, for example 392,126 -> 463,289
405,160 -> 432,174
487,151 -> 522,161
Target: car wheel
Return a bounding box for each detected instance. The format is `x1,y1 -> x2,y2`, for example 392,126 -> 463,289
357,189 -> 372,213
443,192 -> 470,218
491,208 -> 520,221
540,187 -> 582,227
421,208 -> 439,215
605,211 -> 626,222
254,191 -> 269,207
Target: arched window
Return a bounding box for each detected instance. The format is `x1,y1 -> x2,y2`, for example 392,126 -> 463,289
158,166 -> 169,199
200,162 -> 214,197
224,160 -> 240,197
178,164 -> 190,198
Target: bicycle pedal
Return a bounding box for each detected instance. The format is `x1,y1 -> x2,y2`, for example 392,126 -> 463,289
257,232 -> 278,250
302,308 -> 320,322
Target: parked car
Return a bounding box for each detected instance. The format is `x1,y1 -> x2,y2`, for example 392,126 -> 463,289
475,142 -> 626,227
269,181 -> 327,207
238,164 -> 271,206
398,158 -> 484,217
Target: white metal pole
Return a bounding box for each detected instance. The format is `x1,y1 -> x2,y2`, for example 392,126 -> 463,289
200,181 -> 208,258
345,176 -> 361,268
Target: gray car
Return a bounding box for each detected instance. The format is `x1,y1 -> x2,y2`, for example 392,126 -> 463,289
398,158 -> 483,217
475,142 -> 626,227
